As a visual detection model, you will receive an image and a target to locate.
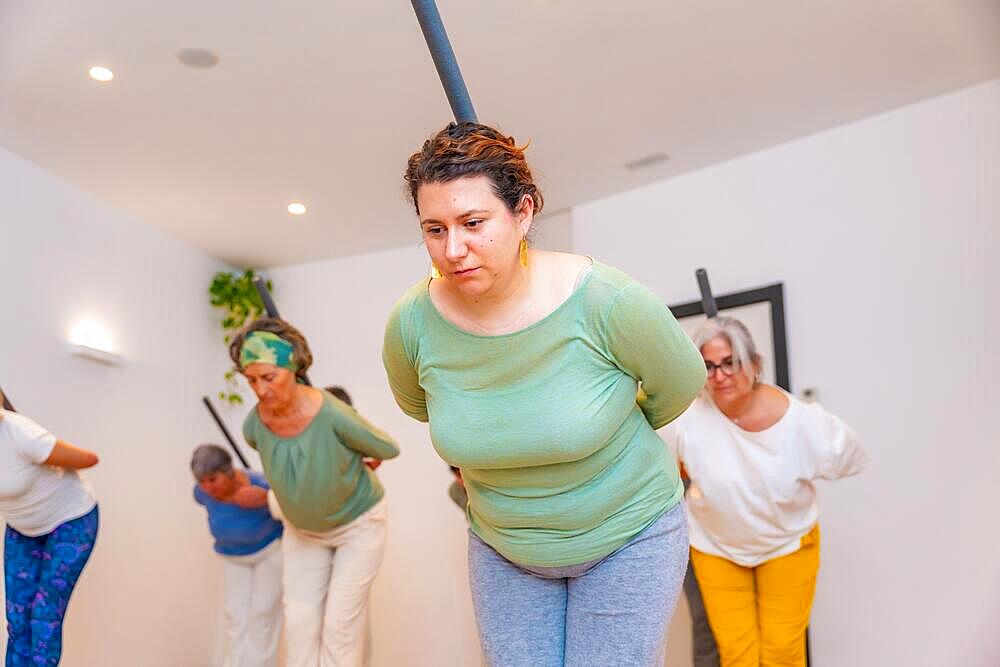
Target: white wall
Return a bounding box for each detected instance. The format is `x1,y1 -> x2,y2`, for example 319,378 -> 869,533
265,244 -> 483,667
0,148 -> 236,665
572,80 -> 1000,667
532,208 -> 574,253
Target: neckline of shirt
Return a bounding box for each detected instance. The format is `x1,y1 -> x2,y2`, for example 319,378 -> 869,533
712,389 -> 797,437
255,391 -> 331,441
422,257 -> 598,340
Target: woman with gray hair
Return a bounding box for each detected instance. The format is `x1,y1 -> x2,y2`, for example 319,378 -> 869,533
662,316 -> 868,667
191,444 -> 283,667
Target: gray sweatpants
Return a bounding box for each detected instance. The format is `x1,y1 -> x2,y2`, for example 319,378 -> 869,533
468,503 -> 689,667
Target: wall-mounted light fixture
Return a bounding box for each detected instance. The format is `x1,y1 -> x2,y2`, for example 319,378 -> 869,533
68,318 -> 124,366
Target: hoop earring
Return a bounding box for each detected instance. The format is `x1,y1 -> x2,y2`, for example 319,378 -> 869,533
519,238 -> 529,267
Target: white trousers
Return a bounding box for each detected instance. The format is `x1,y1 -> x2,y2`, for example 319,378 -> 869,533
282,499 -> 388,667
221,539 -> 283,667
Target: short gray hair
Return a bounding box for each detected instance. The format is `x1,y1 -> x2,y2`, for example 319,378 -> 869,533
190,444 -> 234,481
692,316 -> 762,383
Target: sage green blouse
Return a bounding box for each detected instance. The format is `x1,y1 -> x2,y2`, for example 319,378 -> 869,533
383,262 -> 705,566
244,392 -> 399,532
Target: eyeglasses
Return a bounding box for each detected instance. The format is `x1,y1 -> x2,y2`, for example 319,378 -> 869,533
705,357 -> 739,378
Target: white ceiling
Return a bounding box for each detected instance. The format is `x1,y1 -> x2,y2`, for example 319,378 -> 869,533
2,1 -> 998,268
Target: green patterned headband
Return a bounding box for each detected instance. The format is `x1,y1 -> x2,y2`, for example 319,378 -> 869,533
239,331 -> 298,372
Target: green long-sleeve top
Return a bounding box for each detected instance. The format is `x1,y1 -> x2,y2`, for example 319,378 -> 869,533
243,391 -> 400,532
383,262 -> 706,566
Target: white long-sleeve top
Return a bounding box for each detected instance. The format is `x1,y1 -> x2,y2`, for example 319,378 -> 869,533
662,393 -> 867,567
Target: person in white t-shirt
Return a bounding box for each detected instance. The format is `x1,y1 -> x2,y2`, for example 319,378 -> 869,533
0,398 -> 100,666
663,317 -> 867,667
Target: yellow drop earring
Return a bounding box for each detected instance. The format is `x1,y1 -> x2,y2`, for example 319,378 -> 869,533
431,264 -> 443,279
519,238 -> 529,267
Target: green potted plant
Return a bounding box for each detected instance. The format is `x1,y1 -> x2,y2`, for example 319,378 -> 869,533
209,269 -> 272,404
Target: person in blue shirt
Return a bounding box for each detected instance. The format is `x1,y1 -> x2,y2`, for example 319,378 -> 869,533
192,444 -> 283,667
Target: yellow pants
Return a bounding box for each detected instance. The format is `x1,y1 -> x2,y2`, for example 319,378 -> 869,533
690,525 -> 820,667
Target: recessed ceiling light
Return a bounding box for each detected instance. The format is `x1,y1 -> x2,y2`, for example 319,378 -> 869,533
177,48 -> 219,69
287,203 -> 307,216
88,66 -> 114,83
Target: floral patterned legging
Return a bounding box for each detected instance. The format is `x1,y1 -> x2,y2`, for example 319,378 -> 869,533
4,505 -> 99,667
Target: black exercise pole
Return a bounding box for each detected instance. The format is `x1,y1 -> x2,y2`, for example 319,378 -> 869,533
695,268 -> 719,318
251,275 -> 312,386
201,396 -> 251,468
0,384 -> 15,412
411,0 -> 478,123
253,275 -> 281,320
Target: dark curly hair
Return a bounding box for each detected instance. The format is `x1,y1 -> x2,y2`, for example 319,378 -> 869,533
228,317 -> 313,383
404,122 -> 544,217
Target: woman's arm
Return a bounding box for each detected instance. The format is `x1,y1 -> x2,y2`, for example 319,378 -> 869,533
809,403 -> 868,480
332,403 -> 401,461
606,283 -> 707,429
43,440 -> 99,469
231,485 -> 269,509
382,300 -> 428,422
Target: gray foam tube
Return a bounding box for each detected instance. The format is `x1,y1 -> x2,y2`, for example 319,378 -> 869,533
1,384 -> 15,411
411,0 -> 478,123
202,395 -> 251,468
253,275 -> 281,320
695,268 -> 719,318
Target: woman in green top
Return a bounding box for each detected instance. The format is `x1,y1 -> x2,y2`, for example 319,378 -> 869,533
383,123 -> 707,666
231,318 -> 400,667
